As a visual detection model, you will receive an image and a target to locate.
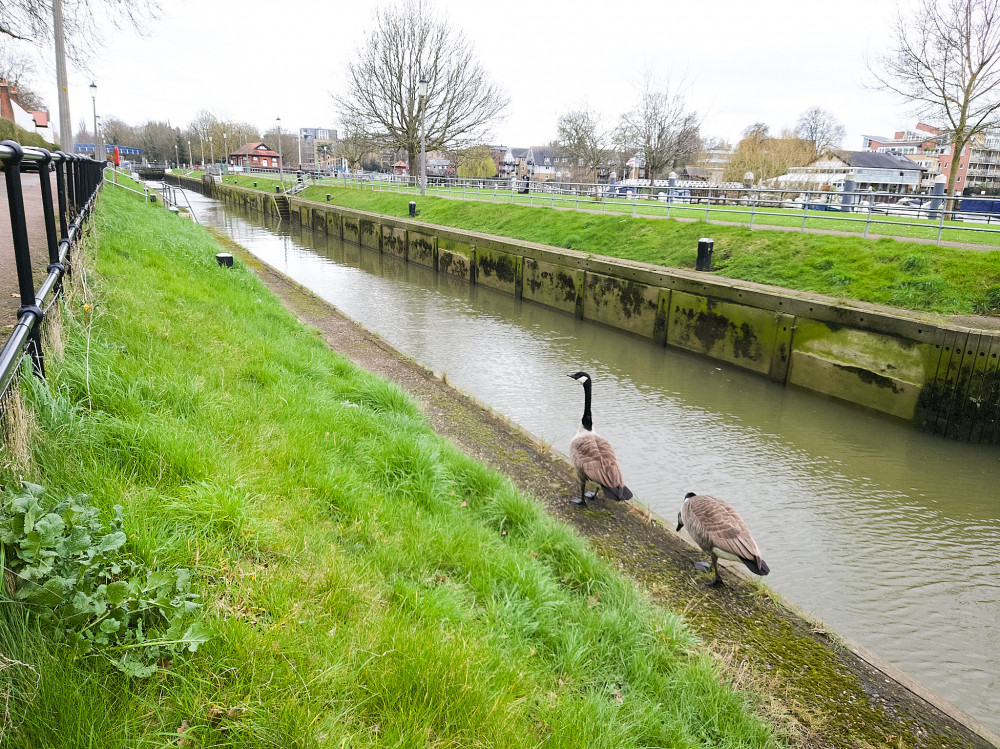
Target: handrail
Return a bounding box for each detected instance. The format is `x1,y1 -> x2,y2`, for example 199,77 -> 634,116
0,142 -> 104,402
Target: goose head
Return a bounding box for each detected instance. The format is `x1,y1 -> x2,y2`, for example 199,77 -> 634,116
567,371 -> 590,384
677,492 -> 696,531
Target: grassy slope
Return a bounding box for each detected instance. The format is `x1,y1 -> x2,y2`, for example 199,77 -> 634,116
0,186 -> 778,747
279,184 -> 1000,317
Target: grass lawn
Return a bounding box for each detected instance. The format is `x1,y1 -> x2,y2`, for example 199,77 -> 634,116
0,183 -> 778,746
296,186 -> 1000,318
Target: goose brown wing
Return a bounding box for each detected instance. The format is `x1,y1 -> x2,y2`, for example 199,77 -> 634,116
687,495 -> 763,562
570,433 -> 627,490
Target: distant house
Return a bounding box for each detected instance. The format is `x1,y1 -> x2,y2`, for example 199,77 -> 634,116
391,160 -> 408,175
230,141 -> 282,170
0,78 -> 53,142
526,146 -> 555,180
771,151 -> 925,193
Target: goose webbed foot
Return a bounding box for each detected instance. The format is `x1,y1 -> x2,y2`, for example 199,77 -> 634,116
583,491 -> 597,500
693,561 -> 712,572
570,496 -> 588,506
709,575 -> 725,587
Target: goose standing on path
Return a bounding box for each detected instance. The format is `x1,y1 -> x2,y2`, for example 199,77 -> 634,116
676,492 -> 770,586
567,371 -> 633,506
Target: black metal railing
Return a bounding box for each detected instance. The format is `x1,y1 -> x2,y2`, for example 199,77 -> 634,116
0,141 -> 104,403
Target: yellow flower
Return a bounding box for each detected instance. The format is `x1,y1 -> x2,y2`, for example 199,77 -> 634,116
83,304 -> 92,312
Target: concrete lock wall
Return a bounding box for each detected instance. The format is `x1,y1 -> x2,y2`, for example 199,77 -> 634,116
205,181 -> 1000,443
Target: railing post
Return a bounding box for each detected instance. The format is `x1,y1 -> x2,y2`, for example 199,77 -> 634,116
54,152 -> 69,238
2,141 -> 45,376
36,150 -> 62,272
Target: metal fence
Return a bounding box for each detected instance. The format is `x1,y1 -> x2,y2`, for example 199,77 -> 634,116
274,171 -> 1000,247
1,142 -> 104,403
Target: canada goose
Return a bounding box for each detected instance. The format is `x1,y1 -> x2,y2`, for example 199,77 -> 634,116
567,371 -> 633,505
676,492 -> 769,586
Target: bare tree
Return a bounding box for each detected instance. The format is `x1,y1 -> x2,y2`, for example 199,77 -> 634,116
618,72 -> 701,188
724,123 -> 814,184
555,107 -> 610,183
335,0 -> 508,176
101,116 -> 137,148
795,106 -> 846,157
0,39 -> 45,109
336,116 -> 381,171
2,0 -> 159,65
870,0 -> 1000,198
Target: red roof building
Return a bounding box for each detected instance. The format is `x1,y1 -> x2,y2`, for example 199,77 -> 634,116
230,141 -> 282,170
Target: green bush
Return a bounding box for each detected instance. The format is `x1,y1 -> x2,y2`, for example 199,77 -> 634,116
0,120 -> 57,150
0,483 -> 209,676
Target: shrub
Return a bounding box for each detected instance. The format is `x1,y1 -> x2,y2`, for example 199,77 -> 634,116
0,483 -> 209,676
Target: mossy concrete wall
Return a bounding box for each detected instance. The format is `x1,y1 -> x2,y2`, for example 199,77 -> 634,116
205,182 -> 1000,443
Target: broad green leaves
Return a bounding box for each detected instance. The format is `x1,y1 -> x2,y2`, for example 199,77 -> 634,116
0,484 -> 209,676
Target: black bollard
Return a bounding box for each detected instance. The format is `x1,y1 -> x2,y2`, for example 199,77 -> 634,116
327,194 -> 331,201
696,238 -> 714,271
216,253 -> 234,268
409,201 -> 417,217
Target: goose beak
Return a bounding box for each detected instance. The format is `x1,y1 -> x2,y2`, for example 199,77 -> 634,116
675,521 -> 683,532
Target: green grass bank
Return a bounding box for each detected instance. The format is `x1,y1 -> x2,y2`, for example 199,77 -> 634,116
0,184 -> 779,746
234,179 -> 1000,318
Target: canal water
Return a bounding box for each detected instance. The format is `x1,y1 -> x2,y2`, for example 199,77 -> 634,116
177,186 -> 1000,732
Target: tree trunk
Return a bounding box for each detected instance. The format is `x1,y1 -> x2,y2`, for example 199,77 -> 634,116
946,134 -> 967,215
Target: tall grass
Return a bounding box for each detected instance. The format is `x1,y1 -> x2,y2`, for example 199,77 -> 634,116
0,186 -> 780,746
302,186 -> 1000,317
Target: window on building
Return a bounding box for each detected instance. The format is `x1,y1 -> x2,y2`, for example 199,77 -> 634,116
263,158 -> 269,167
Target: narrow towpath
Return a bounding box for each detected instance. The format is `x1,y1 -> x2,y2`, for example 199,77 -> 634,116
218,228 -> 999,749
0,171 -> 55,332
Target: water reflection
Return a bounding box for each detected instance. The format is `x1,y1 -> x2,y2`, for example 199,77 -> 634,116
184,187 -> 1000,732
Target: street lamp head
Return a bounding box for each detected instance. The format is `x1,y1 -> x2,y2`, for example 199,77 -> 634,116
418,75 -> 428,98
89,81 -> 96,94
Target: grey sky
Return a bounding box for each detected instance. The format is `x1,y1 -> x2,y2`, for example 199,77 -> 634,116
25,0 -> 918,149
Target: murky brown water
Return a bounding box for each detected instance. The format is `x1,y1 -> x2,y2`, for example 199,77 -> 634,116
180,187 -> 1000,732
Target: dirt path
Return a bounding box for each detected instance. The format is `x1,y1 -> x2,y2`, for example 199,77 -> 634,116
215,228 -> 998,749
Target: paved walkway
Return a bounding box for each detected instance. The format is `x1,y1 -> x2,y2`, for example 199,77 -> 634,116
0,171 -> 57,332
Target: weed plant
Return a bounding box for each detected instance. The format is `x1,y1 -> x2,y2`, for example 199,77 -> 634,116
302,186 -> 1000,317
0,187 -> 779,746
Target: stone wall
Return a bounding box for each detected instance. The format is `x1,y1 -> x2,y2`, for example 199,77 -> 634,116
202,180 -> 1000,443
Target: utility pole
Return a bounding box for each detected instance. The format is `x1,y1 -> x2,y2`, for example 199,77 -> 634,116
53,0 -> 72,152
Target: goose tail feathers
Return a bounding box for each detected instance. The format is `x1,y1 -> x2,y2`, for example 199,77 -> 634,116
742,557 -> 770,576
602,484 -> 633,502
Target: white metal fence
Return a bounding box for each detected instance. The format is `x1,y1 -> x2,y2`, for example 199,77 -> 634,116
236,168 -> 1000,247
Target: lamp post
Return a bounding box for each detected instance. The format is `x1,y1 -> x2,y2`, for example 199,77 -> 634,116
223,132 -> 228,171
175,143 -> 179,169
209,135 -> 214,174
89,81 -> 99,160
199,131 -> 205,169
298,127 -> 303,169
418,75 -> 428,195
276,117 -> 284,185
188,139 -> 192,169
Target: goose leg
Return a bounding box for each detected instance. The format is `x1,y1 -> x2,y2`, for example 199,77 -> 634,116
571,477 -> 588,505
710,556 -> 724,587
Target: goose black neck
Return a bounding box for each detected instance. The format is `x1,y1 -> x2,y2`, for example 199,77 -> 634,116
580,378 -> 593,431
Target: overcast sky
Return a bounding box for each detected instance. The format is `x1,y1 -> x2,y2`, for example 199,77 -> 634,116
25,0 -> 920,149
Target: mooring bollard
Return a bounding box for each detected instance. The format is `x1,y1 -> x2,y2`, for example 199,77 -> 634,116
253,181 -> 257,188
275,185 -> 281,193
696,238 -> 714,271
215,253 -> 233,268
326,194 -> 331,201
409,201 -> 417,217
